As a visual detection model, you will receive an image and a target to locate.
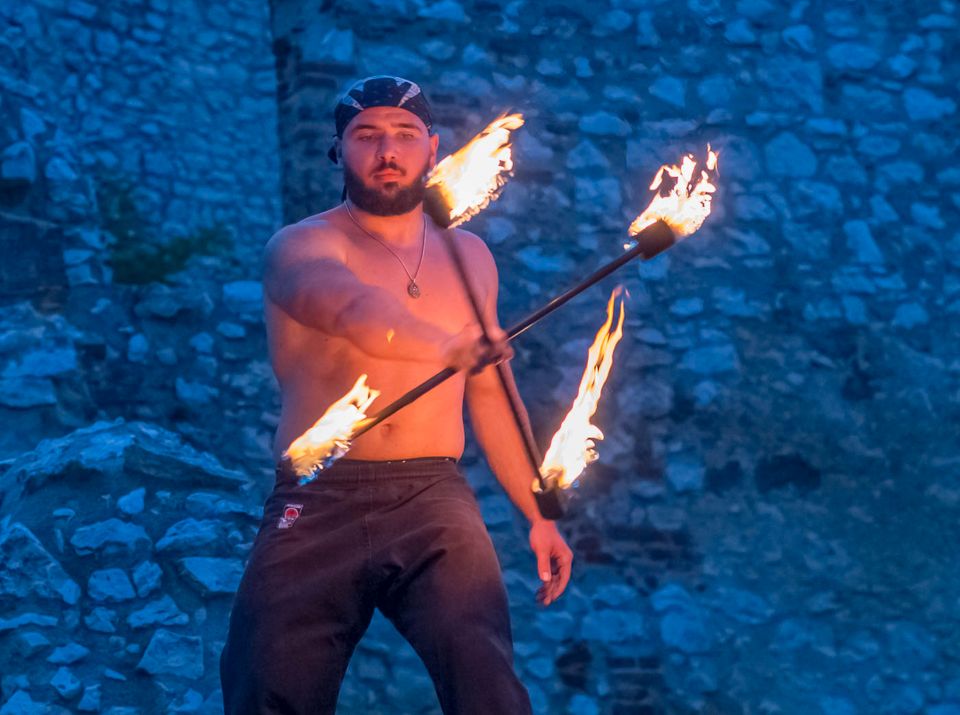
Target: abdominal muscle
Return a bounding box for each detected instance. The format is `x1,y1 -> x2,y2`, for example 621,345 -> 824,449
266,298 -> 466,465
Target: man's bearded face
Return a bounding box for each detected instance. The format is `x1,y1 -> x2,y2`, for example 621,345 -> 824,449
342,154 -> 431,216
340,107 -> 437,216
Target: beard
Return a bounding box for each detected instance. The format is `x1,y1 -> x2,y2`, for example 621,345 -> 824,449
343,159 -> 430,216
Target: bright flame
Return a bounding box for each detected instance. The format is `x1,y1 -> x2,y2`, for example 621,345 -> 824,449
628,145 -> 719,238
538,287 -> 627,490
283,374 -> 380,481
425,113 -> 525,227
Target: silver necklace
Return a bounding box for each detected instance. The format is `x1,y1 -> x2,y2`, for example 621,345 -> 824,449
343,201 -> 426,298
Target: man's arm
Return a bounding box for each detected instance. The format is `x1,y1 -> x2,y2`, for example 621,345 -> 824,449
468,359 -> 546,525
263,221 -> 450,363
461,231 -> 573,605
460,233 -> 545,525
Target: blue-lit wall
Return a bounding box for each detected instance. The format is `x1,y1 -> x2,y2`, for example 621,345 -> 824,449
273,1 -> 960,713
0,1 -> 957,713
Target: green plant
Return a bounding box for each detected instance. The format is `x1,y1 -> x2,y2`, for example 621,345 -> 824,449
95,172 -> 233,284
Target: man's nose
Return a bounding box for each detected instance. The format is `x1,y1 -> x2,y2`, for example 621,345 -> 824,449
376,135 -> 399,162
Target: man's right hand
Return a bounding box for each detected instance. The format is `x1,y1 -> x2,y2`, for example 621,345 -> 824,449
440,323 -> 514,374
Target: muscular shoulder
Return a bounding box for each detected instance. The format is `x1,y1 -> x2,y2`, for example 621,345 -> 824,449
449,227 -> 497,286
263,219 -> 348,273
261,219 -> 351,313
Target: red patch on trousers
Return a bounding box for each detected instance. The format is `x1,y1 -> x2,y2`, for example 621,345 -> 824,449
277,503 -> 303,529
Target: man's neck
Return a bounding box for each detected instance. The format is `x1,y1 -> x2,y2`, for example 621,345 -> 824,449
343,199 -> 425,248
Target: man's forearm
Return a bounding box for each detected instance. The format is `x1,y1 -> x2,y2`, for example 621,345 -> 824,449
466,367 -> 547,525
266,255 -> 449,364
333,289 -> 449,363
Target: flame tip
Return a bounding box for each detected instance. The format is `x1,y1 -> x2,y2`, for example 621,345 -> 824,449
426,113 -> 525,225
539,287 -> 627,489
628,144 -> 719,238
284,374 -> 381,477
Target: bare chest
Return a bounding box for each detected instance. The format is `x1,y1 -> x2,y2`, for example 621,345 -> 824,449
344,233 -> 484,331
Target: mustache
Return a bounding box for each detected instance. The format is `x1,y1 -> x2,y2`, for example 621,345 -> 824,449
372,162 -> 405,175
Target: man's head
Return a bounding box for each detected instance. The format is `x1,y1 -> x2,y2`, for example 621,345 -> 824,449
330,75 -> 439,216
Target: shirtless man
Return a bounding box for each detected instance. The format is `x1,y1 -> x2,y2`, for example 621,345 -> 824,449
220,76 -> 572,715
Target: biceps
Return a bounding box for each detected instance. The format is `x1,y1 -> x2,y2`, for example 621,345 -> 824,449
482,266 -> 501,331
264,260 -> 356,333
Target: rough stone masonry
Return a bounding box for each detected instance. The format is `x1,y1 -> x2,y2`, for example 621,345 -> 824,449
0,0 -> 958,713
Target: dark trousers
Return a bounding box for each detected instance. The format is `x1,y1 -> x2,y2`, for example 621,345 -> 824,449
220,457 -> 533,715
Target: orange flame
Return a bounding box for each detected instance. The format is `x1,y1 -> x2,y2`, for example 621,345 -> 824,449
283,374 -> 380,480
628,145 -> 719,238
538,287 -> 627,490
425,113 -> 525,227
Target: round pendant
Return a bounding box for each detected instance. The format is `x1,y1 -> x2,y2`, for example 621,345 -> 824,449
407,281 -> 421,298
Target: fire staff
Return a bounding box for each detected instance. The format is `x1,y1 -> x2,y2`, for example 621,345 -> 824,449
219,75 -> 572,715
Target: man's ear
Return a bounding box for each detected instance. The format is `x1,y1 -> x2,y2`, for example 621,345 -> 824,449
328,137 -> 343,164
429,132 -> 439,168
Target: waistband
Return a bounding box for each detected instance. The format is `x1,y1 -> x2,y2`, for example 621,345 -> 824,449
275,456 -> 460,487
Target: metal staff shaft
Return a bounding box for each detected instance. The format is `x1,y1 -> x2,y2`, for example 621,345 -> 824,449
501,220 -> 675,339
351,219 -> 676,438
439,228 -> 547,492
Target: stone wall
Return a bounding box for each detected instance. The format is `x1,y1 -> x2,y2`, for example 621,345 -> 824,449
270,1 -> 960,713
0,0 -> 283,469
0,0 -> 281,279
1,0 -> 958,712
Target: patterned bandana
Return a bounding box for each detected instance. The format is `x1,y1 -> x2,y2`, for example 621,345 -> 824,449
328,75 -> 434,164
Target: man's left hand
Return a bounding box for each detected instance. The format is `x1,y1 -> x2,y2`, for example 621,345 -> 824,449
529,519 -> 573,606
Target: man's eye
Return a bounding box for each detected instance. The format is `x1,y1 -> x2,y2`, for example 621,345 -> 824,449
399,133 -> 415,140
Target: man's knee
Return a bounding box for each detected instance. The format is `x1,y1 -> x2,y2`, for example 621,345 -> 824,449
413,558 -> 514,661
220,636 -> 345,715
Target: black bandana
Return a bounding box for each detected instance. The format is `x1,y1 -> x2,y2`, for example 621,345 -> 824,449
328,75 -> 434,164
